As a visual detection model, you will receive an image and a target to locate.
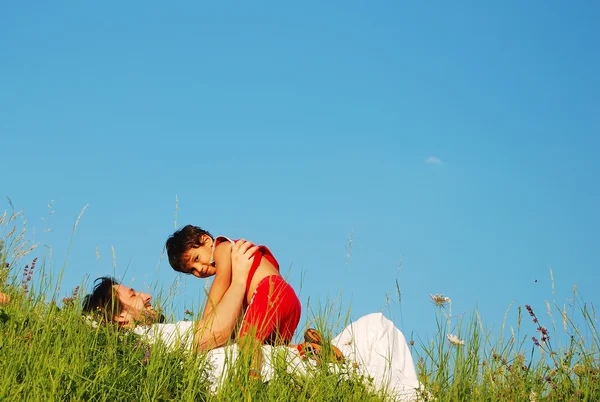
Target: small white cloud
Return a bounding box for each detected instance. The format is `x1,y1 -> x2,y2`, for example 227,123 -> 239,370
425,156 -> 443,165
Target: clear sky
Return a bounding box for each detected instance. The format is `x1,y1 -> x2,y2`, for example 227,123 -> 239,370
2,2 -> 599,344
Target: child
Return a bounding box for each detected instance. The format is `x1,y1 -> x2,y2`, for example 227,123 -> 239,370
165,225 -> 301,353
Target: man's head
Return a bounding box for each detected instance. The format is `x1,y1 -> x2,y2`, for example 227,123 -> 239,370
165,225 -> 216,278
82,277 -> 163,328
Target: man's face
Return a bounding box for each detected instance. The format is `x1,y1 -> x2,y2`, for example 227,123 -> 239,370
113,284 -> 159,327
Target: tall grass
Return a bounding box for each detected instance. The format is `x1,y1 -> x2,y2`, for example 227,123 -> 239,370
1,205 -> 598,401
410,292 -> 600,401
0,207 -> 386,401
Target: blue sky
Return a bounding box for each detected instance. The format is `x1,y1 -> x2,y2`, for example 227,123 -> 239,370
2,2 -> 599,345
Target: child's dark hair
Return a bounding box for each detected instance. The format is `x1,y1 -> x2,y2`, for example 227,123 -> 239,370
82,276 -> 122,323
165,225 -> 213,273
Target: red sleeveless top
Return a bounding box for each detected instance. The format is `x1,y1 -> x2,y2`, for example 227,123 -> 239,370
213,236 -> 280,293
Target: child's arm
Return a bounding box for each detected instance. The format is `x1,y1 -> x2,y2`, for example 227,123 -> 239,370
193,240 -> 257,352
201,242 -> 232,320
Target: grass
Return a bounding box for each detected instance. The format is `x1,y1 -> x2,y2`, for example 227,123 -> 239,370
412,300 -> 600,401
1,206 -> 599,401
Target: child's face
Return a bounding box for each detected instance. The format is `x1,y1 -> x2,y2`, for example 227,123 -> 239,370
182,235 -> 216,278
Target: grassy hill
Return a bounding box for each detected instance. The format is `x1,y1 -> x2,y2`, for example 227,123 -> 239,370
1,209 -> 598,401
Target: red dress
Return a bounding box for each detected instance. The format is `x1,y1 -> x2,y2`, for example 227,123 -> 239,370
213,236 -> 301,344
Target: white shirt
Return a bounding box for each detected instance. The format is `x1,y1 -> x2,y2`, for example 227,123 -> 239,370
133,313 -> 421,401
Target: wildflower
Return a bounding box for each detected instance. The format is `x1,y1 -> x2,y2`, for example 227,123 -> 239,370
21,258 -> 37,293
573,364 -> 588,377
62,286 -> 81,307
446,333 -> 465,346
525,305 -> 538,323
525,305 -> 534,317
525,305 -> 551,347
84,315 -> 99,328
22,265 -> 30,288
430,294 -> 451,307
141,346 -> 151,365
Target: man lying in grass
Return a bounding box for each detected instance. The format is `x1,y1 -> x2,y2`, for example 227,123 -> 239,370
81,276 -> 422,401
84,239 -> 280,378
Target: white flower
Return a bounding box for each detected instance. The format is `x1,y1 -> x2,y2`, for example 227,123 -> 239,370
84,315 -> 99,328
446,333 -> 465,346
430,294 -> 451,307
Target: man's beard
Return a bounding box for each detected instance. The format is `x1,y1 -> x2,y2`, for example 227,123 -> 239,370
134,305 -> 163,326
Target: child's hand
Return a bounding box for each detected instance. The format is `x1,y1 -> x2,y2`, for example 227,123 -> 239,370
231,239 -> 259,286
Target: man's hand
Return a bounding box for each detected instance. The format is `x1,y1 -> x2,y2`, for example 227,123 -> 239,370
231,239 -> 259,286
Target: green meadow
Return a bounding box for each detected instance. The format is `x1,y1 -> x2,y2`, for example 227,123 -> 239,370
1,208 -> 598,401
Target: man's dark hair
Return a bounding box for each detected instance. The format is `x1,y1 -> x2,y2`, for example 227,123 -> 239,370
82,276 -> 122,323
165,225 -> 213,273
82,276 -> 166,326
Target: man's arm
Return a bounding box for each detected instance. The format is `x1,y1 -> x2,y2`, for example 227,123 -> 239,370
201,242 -> 232,320
193,240 -> 257,352
193,281 -> 246,351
